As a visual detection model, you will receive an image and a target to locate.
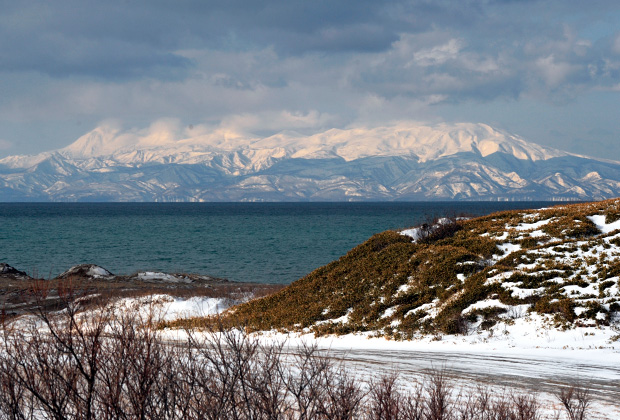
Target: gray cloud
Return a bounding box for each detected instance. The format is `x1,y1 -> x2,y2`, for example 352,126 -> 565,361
0,139 -> 12,151
0,0 -> 410,79
1,0 -> 620,159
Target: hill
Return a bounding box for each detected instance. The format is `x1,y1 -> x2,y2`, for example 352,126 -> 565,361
2,122 -> 620,201
181,199 -> 620,340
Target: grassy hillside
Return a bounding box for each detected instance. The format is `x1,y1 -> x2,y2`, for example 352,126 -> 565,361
168,199 -> 620,339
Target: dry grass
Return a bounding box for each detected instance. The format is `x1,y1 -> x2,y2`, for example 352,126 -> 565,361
174,198 -> 620,338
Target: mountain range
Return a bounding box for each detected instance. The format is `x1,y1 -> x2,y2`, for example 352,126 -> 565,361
1,122 -> 619,201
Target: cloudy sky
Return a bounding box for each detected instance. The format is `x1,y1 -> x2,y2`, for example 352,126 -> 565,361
1,0 -> 619,160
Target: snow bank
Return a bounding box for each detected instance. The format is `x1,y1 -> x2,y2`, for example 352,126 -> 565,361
588,214 -> 620,234
113,294 -> 232,321
136,272 -> 192,283
88,266 -> 112,277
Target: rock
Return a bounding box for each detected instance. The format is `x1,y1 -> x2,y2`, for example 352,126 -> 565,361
56,264 -> 114,280
0,263 -> 30,279
133,271 -> 192,283
126,271 -> 223,284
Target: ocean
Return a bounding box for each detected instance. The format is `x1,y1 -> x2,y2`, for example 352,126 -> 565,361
0,202 -> 555,284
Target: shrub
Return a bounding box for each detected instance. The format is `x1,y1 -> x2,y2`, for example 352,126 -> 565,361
0,302 -> 585,420
438,311 -> 469,335
534,297 -> 576,323
598,280 -> 615,297
417,218 -> 462,244
579,301 -> 610,325
520,237 -> 539,249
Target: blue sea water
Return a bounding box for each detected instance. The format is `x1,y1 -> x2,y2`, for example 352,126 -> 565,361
0,202 -> 554,284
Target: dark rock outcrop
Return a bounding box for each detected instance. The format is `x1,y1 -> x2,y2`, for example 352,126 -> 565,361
0,263 -> 30,280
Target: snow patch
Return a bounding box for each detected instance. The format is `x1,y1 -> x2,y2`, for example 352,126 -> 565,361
514,218 -> 552,231
88,266 -> 112,277
588,215 -> 620,234
58,264 -> 113,279
497,243 -> 521,254
397,283 -> 411,294
136,272 -> 192,283
114,294 -> 232,321
381,306 -> 398,319
463,299 -> 509,314
316,308 -> 354,325
400,227 -> 425,241
529,230 -> 547,238
405,300 -> 439,318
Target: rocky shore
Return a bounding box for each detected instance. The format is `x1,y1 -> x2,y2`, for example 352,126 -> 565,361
0,262 -> 283,318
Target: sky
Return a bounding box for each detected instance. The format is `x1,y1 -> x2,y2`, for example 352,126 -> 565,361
1,0 -> 619,160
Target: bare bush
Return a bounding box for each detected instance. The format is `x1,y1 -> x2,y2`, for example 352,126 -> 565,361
2,297 -> 109,419
512,394 -> 541,420
557,384 -> 591,420
319,365 -> 364,420
425,368 -> 454,420
0,297 -> 596,420
400,381 -> 426,420
367,373 -> 402,420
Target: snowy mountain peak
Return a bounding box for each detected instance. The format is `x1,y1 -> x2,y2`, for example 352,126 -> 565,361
286,122 -> 568,162
54,121 -> 571,164
61,125 -> 122,158
59,123 -> 256,160
0,121 -> 617,202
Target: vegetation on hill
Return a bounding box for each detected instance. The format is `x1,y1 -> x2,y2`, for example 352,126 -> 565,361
167,199 -> 620,339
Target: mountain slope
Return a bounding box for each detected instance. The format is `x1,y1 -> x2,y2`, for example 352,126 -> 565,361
1,122 -> 619,201
203,199 -> 620,339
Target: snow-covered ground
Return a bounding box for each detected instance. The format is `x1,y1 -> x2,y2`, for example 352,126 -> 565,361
305,339 -> 620,420
157,324 -> 620,419
151,293 -> 620,419
4,289 -> 618,418
111,294 -> 236,321
389,203 -> 620,341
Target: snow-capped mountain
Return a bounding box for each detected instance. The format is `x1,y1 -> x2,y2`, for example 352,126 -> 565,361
1,122 -> 619,201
